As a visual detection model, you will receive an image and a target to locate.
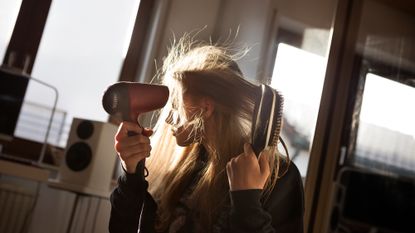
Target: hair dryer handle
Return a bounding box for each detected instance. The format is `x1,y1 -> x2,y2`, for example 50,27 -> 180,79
127,130 -> 148,178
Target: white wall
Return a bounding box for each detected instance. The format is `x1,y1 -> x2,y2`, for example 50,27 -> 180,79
138,0 -> 275,83
275,0 -> 336,29
215,0 -> 275,81
158,0 -> 221,47
140,0 -> 336,84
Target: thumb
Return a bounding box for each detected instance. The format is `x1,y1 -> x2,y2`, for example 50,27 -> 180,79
258,149 -> 271,178
142,128 -> 154,137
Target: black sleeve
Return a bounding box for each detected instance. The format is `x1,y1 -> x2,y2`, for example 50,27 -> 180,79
229,163 -> 304,233
109,169 -> 155,233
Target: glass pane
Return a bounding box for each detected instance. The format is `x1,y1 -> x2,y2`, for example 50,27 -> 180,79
355,74 -> 415,176
349,0 -> 415,177
271,39 -> 330,177
16,0 -> 140,147
0,0 -> 22,62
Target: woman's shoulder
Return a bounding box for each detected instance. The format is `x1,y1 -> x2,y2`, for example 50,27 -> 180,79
265,159 -> 304,209
278,159 -> 304,187
264,160 -> 305,230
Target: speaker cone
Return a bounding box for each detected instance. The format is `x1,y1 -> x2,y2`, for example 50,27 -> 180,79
77,120 -> 94,139
65,142 -> 92,171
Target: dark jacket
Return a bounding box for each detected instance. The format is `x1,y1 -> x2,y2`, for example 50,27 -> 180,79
109,160 -> 304,233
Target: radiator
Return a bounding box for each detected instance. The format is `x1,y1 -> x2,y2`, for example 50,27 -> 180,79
0,183 -> 37,233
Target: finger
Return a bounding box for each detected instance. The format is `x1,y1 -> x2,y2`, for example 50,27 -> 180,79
226,162 -> 234,188
115,135 -> 150,153
117,143 -> 151,159
119,150 -> 150,165
243,143 -> 255,157
230,156 -> 239,165
121,134 -> 150,146
124,152 -> 146,163
130,146 -> 151,158
258,149 -> 271,177
115,122 -> 143,140
226,162 -> 232,177
142,128 -> 154,137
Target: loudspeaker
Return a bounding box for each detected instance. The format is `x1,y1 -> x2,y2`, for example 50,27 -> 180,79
49,118 -> 118,197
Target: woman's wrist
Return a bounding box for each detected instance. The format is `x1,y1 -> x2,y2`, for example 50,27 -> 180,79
230,189 -> 262,211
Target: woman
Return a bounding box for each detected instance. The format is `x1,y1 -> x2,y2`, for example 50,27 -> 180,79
109,38 -> 304,233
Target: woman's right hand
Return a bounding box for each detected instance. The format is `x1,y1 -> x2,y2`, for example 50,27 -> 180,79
114,121 -> 153,174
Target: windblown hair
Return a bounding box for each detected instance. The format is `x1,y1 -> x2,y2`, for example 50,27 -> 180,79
146,36 -> 286,232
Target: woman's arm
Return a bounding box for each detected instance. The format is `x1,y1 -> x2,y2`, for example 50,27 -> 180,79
226,144 -> 304,233
109,171 -> 148,233
109,167 -> 159,233
229,189 -> 275,233
109,122 -> 157,232
229,163 -> 304,233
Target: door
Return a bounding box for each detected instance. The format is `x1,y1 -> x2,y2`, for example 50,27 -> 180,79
305,0 -> 415,232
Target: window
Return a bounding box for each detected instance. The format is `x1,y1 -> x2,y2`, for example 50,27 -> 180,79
14,0 -> 141,147
354,74 -> 415,176
345,0 -> 415,178
271,42 -> 328,177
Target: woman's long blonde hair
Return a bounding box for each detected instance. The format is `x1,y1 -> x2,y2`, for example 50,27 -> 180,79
146,36 -> 286,232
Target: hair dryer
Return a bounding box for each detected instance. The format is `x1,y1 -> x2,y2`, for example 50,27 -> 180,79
102,81 -> 169,177
102,81 -> 169,123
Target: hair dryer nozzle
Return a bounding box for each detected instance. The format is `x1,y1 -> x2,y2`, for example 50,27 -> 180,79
102,82 -> 169,122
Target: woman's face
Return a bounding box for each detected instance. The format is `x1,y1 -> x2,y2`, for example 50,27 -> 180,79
166,94 -> 202,147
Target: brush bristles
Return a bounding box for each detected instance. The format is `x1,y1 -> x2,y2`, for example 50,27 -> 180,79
270,90 -> 284,146
251,84 -> 285,156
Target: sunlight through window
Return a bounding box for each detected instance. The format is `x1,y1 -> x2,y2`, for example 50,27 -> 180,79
271,43 -> 328,176
15,0 -> 141,147
355,74 -> 415,175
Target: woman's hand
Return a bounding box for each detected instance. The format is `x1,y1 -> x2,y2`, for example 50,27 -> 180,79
114,121 -> 153,174
226,143 -> 271,191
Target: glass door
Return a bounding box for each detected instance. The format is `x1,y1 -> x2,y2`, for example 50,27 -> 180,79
324,0 -> 415,232
345,0 -> 415,178
306,0 -> 415,232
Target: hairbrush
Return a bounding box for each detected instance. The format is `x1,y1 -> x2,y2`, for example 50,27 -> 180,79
251,84 -> 284,156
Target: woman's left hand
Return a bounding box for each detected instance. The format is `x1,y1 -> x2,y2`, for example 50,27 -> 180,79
226,143 -> 271,191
